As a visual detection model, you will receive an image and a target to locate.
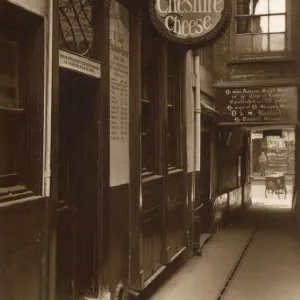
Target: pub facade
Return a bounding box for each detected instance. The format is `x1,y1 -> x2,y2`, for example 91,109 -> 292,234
51,0 -> 234,299
51,0 -> 212,299
0,0 -> 283,300
0,0 -> 51,299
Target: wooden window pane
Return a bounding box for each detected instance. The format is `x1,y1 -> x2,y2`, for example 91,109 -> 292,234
269,15 -> 286,33
236,0 -> 252,15
236,17 -> 252,34
253,34 -> 268,52
253,16 -> 268,33
253,0 -> 268,15
270,33 -> 286,51
269,0 -> 286,14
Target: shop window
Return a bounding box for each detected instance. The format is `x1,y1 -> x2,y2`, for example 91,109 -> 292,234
235,0 -> 287,54
141,24 -> 157,177
167,43 -> 181,170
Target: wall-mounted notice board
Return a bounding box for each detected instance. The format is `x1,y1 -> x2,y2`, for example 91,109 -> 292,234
216,87 -> 298,125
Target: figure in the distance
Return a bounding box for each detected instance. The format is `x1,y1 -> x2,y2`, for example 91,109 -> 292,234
259,152 -> 267,177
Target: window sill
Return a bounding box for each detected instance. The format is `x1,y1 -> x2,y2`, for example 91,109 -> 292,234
142,174 -> 163,183
168,168 -> 184,175
228,55 -> 295,64
0,106 -> 24,114
0,185 -> 34,204
142,171 -> 155,179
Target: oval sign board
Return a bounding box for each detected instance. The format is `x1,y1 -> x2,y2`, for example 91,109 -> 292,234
148,0 -> 232,46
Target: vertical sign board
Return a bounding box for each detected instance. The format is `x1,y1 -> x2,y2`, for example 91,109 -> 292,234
216,87 -> 298,125
109,0 -> 130,187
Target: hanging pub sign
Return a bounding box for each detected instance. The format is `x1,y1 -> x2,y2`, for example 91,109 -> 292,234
148,0 -> 232,46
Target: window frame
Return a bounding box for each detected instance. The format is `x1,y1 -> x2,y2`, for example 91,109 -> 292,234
230,0 -> 292,61
0,22 -> 45,197
141,21 -> 159,178
166,42 -> 183,171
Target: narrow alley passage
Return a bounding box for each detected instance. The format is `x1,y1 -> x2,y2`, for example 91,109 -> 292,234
144,183 -> 300,300
221,208 -> 300,300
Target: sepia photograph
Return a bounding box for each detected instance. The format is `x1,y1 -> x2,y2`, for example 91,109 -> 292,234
0,0 -> 299,299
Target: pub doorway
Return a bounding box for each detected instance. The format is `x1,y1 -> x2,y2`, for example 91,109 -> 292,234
56,69 -> 99,300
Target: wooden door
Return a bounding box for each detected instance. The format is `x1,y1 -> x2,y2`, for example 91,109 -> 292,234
56,70 -> 98,300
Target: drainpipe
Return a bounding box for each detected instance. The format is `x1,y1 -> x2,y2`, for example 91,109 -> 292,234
192,50 -> 202,255
194,50 -> 201,176
43,0 -> 53,197
43,1 -> 55,300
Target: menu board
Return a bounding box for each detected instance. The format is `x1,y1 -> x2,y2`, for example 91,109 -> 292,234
216,87 -> 298,125
109,0 -> 130,187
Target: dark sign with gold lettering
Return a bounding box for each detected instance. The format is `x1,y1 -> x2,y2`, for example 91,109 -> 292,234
148,0 -> 232,46
216,87 -> 298,125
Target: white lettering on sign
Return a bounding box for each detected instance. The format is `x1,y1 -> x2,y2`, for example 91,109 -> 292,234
217,87 -> 298,125
59,49 -> 101,78
109,0 -> 130,187
156,0 -> 223,14
154,0 -> 224,38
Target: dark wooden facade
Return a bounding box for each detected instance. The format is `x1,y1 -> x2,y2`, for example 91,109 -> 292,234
0,1 -> 48,300
51,0 -> 111,298
0,1 -> 284,300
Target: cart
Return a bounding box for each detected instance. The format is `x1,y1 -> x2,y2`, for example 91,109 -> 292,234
265,173 -> 287,199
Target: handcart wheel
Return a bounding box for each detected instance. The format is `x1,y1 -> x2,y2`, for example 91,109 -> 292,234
278,187 -> 287,199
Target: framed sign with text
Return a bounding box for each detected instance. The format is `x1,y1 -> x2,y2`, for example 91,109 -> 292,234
148,0 -> 232,46
216,87 -> 298,125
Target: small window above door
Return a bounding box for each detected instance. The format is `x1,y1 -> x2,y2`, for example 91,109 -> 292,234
59,0 -> 96,58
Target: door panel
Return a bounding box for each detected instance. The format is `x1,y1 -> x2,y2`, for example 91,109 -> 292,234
56,70 -> 98,299
141,177 -> 164,282
166,171 -> 186,261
